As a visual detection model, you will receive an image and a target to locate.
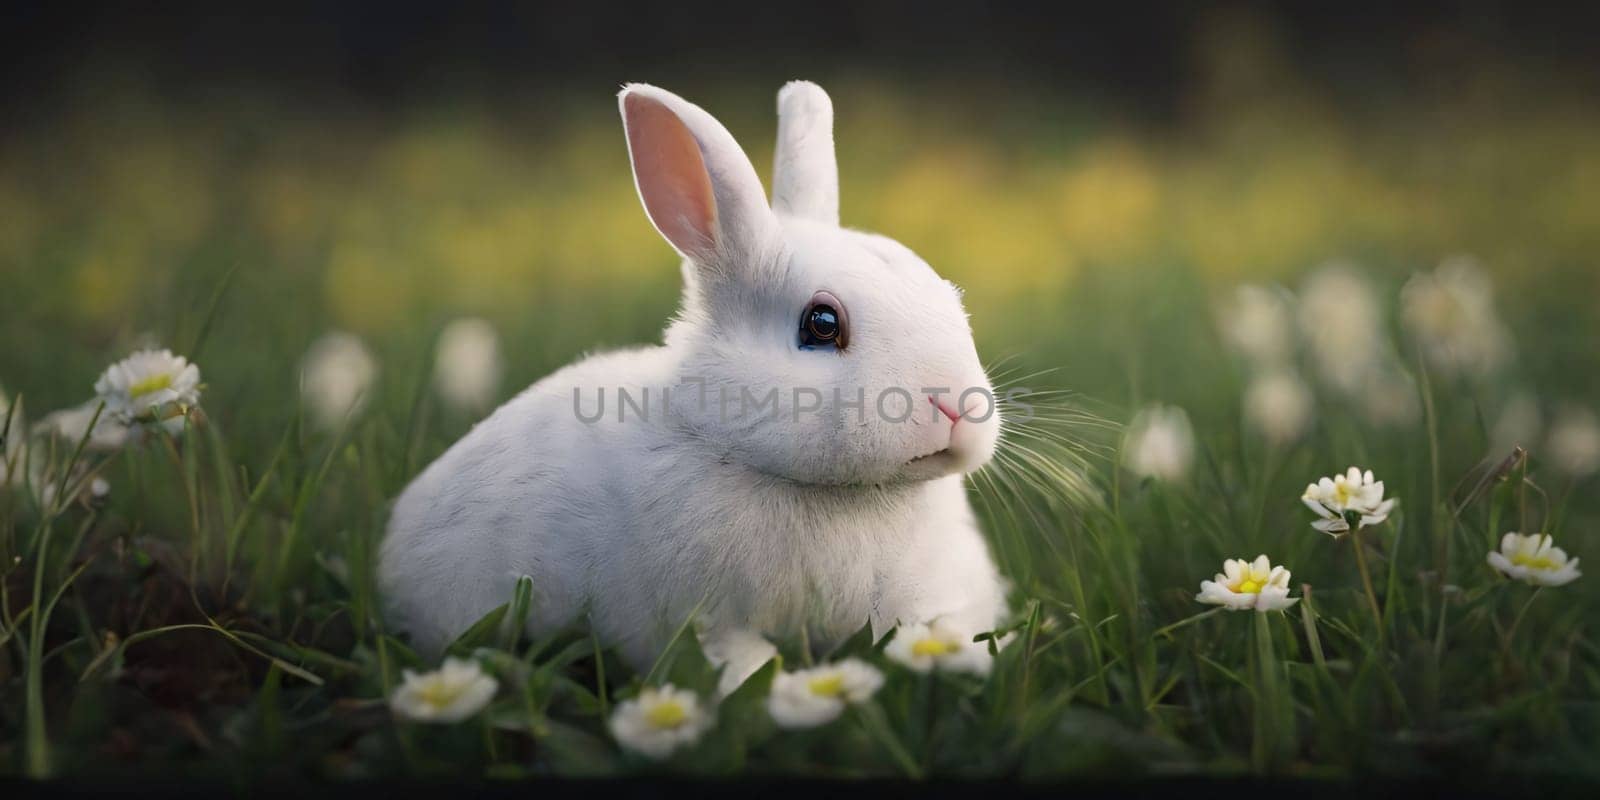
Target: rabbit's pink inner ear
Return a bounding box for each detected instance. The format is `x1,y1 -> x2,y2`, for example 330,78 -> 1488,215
623,92 -> 718,260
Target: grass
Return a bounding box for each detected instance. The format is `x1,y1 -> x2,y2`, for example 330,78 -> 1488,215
2,258 -> 1596,781
3,67 -> 1600,780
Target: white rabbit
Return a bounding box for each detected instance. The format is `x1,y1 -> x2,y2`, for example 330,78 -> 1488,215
379,81 -> 1009,691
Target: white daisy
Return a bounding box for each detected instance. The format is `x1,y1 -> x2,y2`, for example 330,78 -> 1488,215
389,657 -> 499,724
35,399 -> 133,451
1243,370 -> 1312,444
608,684 -> 714,760
1487,533 -> 1581,587
1401,256 -> 1513,379
1302,466 -> 1397,535
433,317 -> 504,415
300,331 -> 379,431
1546,406 -> 1600,479
884,621 -> 992,676
1124,404 -> 1195,482
93,349 -> 201,430
1298,262 -> 1385,395
1195,555 -> 1298,612
1216,284 -> 1295,367
766,659 -> 884,730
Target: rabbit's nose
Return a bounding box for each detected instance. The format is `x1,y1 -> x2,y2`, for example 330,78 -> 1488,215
930,396 -> 961,424
958,389 -> 998,422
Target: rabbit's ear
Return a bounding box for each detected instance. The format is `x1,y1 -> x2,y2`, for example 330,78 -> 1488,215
619,84 -> 776,267
770,81 -> 839,225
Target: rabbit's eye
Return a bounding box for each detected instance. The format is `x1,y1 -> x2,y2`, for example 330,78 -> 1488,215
799,291 -> 849,351
807,307 -> 840,339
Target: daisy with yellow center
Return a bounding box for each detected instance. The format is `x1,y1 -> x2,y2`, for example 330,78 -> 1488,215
1302,466 -> 1396,535
93,348 -> 202,433
608,684 -> 713,760
884,620 -> 992,675
1195,555 -> 1298,612
1488,533 -> 1581,587
388,657 -> 499,724
645,700 -> 687,728
766,658 -> 885,729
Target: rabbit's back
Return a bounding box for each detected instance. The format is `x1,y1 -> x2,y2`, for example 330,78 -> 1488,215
379,345 -> 678,655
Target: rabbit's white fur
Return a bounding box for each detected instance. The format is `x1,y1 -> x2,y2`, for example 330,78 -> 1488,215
380,82 -> 1008,690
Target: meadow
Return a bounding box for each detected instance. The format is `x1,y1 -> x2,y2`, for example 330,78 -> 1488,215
3,29 -> 1600,781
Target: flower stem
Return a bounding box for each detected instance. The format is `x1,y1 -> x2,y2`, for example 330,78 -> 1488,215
24,518 -> 53,779
852,704 -> 923,779
21,404 -> 103,780
1298,585 -> 1328,674
1503,587 -> 1542,652
1417,354 -> 1443,575
1250,611 -> 1286,773
1351,531 -> 1384,641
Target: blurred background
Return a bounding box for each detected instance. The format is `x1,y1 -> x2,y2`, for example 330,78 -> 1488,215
3,0 -> 1598,459
7,6 -> 1600,775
